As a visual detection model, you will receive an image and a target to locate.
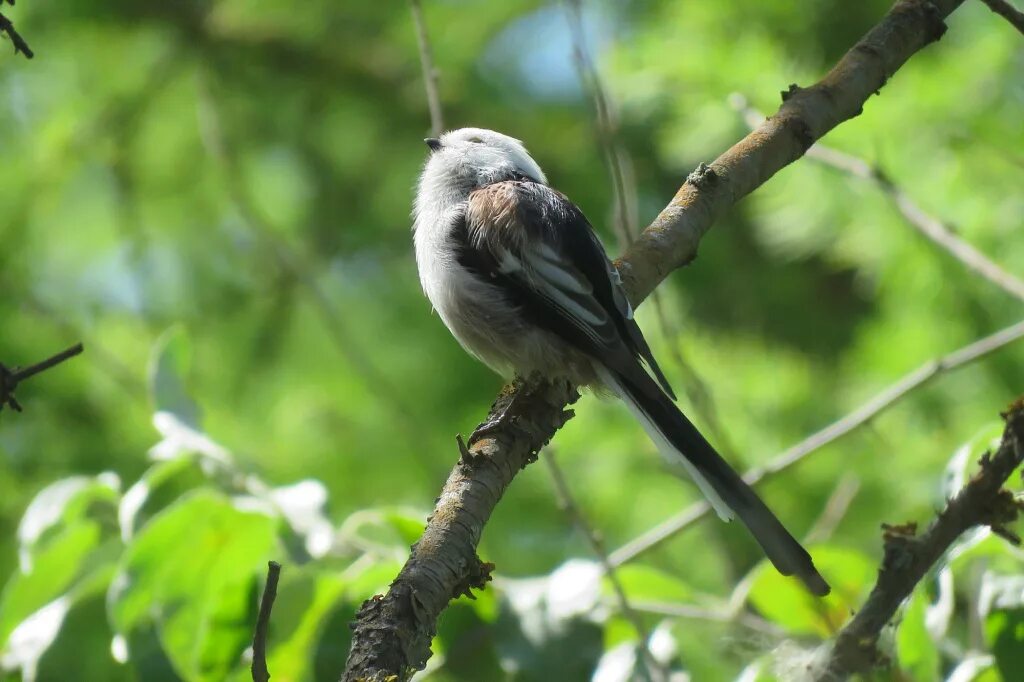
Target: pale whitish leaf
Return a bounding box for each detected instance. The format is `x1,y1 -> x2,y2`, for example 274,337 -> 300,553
268,480 -> 334,559
0,597 -> 70,682
648,620 -> 678,665
946,653 -> 995,682
493,559 -> 605,678
119,455 -> 215,542
736,658 -> 776,682
925,567 -> 955,640
148,326 -> 201,428
17,474 -> 119,572
546,559 -> 603,622
592,642 -> 636,682
149,411 -> 232,467
943,423 -> 1005,499
978,571 -> 1024,618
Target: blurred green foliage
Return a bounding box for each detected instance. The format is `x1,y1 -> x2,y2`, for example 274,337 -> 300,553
1,0 -> 1022,680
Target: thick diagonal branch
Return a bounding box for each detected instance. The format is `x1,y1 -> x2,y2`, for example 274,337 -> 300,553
341,2 -> 966,680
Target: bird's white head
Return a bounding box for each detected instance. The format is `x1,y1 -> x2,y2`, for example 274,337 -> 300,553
415,128 -> 547,223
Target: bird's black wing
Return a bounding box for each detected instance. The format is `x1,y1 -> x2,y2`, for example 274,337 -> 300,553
457,180 -> 675,397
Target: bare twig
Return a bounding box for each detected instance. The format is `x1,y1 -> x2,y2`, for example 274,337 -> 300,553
731,95 -> 1024,303
543,451 -> 664,682
251,561 -> 282,682
410,0 -> 444,136
0,344 -> 84,413
608,318 -> 1024,567
0,10 -> 33,59
815,399 -> 1024,680
804,473 -> 861,545
563,0 -> 733,454
630,600 -> 784,637
342,2 -> 968,679
978,0 -> 1024,35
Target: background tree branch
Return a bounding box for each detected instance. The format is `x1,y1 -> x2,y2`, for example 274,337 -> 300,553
815,398 -> 1024,680
979,0 -> 1024,35
0,1 -> 34,60
0,344 -> 84,413
341,1 -> 968,680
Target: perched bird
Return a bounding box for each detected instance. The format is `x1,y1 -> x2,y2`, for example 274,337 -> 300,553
412,127 -> 829,596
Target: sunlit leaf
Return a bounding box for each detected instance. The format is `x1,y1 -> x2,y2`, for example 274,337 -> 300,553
109,490 -> 277,681
748,546 -> 873,637
16,475 -> 120,572
260,568 -> 346,682
602,564 -> 691,603
896,588 -> 940,680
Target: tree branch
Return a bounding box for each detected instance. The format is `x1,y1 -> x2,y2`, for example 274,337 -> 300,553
543,451 -> 665,682
342,2 -> 967,679
978,0 -> 1024,35
409,0 -> 444,137
731,94 -> 1024,303
251,561 -> 281,682
814,398 -> 1024,680
0,343 -> 84,413
607,318 -> 1024,567
0,6 -> 34,60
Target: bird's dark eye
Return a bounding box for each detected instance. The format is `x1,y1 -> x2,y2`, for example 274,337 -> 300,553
468,137 -> 484,144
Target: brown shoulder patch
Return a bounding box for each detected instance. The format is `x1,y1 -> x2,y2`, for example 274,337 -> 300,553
466,182 -> 524,246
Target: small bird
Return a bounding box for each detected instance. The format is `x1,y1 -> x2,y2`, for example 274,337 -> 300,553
412,127 -> 829,596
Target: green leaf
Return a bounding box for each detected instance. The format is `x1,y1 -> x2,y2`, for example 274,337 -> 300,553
345,559 -> 404,603
261,568 -> 346,681
1,522 -> 104,645
118,456 -> 210,541
986,608 -> 1024,680
896,588 -> 940,680
149,325 -> 200,427
748,546 -> 874,637
602,564 -> 691,603
981,573 -> 1024,679
109,490 -> 277,681
383,509 -> 427,546
0,530 -> 119,681
491,560 -> 604,680
16,475 -> 120,572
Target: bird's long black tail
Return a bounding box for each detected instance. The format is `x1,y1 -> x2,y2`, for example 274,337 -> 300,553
597,365 -> 830,596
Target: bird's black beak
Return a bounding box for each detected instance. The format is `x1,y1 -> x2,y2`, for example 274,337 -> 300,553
424,138 -> 442,153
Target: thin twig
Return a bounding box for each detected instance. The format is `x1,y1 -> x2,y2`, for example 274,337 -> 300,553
731,95 -> 1024,303
816,399 -> 1024,680
608,318 -> 1024,567
804,473 -> 861,545
410,0 -> 444,137
543,452 -> 665,682
0,11 -> 34,59
0,343 -> 84,413
251,561 -> 282,682
563,0 -> 733,454
978,0 -> 1024,34
630,600 -> 784,637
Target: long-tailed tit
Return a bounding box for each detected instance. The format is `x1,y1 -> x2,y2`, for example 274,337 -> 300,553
412,127 -> 829,596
